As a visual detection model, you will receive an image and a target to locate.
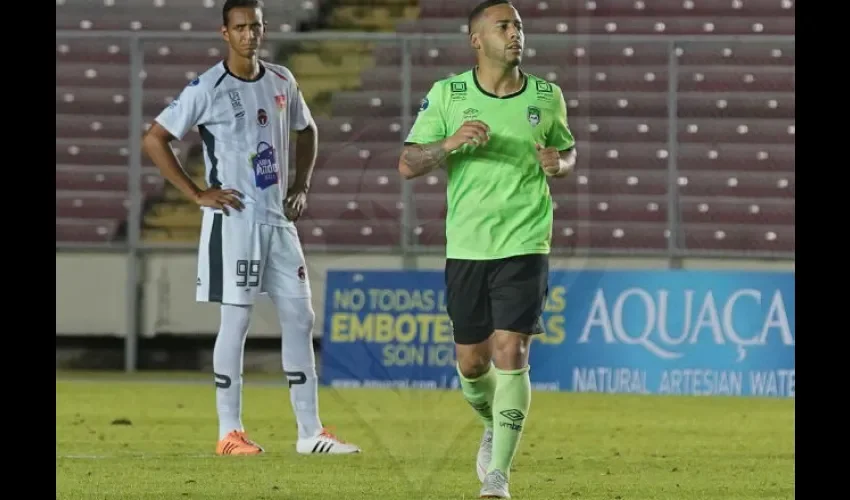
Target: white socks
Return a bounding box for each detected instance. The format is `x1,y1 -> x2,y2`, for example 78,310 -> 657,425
213,297 -> 322,441
271,295 -> 323,439
213,304 -> 252,440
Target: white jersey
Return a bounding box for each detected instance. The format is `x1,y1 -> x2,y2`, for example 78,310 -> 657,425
155,60 -> 313,227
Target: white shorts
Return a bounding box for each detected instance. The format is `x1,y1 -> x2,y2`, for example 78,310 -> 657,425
196,211 -> 311,305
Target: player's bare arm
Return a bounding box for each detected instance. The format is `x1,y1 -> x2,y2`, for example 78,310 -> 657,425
399,120 -> 491,179
142,123 -> 244,214
537,143 -> 576,178
285,119 -> 318,221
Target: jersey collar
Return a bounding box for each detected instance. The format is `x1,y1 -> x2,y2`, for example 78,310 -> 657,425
222,60 -> 266,83
471,66 -> 528,99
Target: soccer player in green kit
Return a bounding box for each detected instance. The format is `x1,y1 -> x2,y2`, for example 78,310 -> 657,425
398,1 -> 576,497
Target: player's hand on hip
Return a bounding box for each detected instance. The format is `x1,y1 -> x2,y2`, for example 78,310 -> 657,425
195,187 -> 244,215
285,187 -> 308,222
536,143 -> 562,176
446,120 -> 490,151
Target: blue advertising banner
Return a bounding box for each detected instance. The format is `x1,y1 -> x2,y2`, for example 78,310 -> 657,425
321,270 -> 795,398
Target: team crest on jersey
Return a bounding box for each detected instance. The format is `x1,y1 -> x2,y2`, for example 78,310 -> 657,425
527,106 -> 541,127
297,265 -> 307,282
275,95 -> 286,110
251,141 -> 279,190
257,108 -> 269,127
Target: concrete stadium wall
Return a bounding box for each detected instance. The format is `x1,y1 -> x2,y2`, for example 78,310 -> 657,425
56,251 -> 794,338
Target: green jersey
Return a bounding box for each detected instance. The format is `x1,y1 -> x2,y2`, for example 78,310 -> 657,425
405,69 -> 576,260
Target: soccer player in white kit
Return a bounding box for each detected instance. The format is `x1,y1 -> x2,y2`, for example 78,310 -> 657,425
142,0 -> 361,456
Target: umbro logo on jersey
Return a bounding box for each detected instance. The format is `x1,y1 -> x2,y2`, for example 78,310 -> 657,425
257,108 -> 269,127
275,95 -> 286,110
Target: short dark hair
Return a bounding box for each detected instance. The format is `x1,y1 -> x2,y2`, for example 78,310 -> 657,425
468,0 -> 513,32
222,0 -> 264,26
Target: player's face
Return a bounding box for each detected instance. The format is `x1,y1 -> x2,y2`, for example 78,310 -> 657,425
222,7 -> 265,59
471,4 -> 524,67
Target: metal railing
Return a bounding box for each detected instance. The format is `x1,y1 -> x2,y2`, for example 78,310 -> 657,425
56,30 -> 795,370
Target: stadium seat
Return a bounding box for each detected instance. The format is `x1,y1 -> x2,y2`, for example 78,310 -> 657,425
56,0 -> 793,254
417,0 -> 795,18
56,191 -> 130,220
682,224 -> 794,252
373,42 -> 795,67
417,221 -> 671,251
297,219 -> 402,247
56,39 -> 253,66
301,195 -> 402,222
56,86 -> 185,118
332,90 -> 795,120
56,218 -> 121,243
310,169 -> 402,196
358,65 -> 794,93
677,171 -> 794,199
315,117 -> 407,143
554,195 -> 668,224
56,140 -> 169,167
680,198 -> 794,225
56,165 -> 164,193
397,17 -> 794,35
56,62 -> 210,90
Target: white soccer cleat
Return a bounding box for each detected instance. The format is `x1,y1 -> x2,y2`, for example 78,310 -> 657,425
479,469 -> 511,499
477,428 -> 494,482
296,428 -> 362,455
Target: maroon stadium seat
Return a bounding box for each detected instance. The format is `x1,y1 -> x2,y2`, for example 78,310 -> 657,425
297,219 -> 401,247
332,89 -> 794,120
56,86 -> 182,118
300,195 -> 401,222
56,192 -> 129,220
682,224 -> 794,252
309,169 -> 401,196
415,221 -> 670,251
678,171 -> 794,199
680,198 -> 794,225
55,140 -> 169,167
56,0 -> 794,253
315,117 -> 406,143
549,170 -> 668,197
418,0 -> 795,18
56,62 -> 206,90
357,65 -> 794,94
397,17 -> 794,35
373,42 -> 795,68
56,8 -> 224,32
56,218 -> 121,243
56,165 -> 164,193
57,39 -> 224,66
555,195 -> 668,224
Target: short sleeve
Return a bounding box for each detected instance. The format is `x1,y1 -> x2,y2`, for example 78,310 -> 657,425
155,78 -> 211,140
289,79 -> 313,132
405,83 -> 448,144
547,87 -> 576,151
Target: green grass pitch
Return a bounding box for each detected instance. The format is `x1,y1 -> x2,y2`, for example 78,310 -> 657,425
56,372 -> 794,500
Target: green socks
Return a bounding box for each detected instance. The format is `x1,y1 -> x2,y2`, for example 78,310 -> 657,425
488,366 -> 532,477
458,364 -> 498,428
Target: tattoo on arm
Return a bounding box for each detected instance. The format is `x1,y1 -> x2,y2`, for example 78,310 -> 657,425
401,141 -> 450,177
